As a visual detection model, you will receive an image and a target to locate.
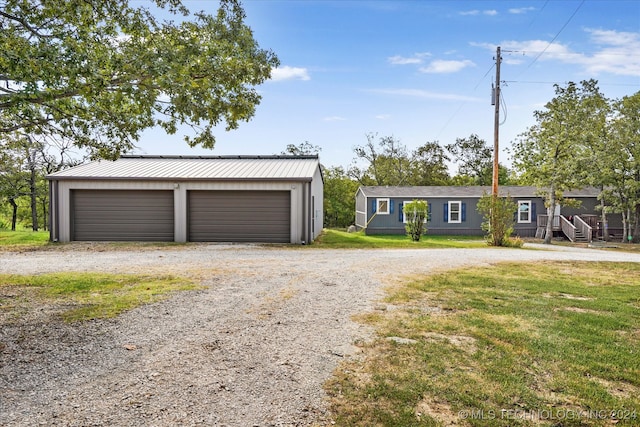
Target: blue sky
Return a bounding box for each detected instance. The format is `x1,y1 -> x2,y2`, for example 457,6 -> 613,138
137,0 -> 640,171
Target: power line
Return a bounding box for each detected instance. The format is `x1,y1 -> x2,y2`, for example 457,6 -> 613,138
525,0 -> 585,70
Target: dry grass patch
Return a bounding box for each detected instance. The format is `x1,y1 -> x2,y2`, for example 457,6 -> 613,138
0,272 -> 200,323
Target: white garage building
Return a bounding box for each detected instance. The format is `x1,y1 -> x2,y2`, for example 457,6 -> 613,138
47,155 -> 323,244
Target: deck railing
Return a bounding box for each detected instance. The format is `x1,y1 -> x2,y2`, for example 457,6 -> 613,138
574,215 -> 593,242
559,215 -> 576,242
536,215 -> 561,230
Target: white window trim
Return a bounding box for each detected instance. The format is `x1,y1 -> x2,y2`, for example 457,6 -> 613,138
449,201 -> 462,223
377,198 -> 390,215
518,200 -> 532,223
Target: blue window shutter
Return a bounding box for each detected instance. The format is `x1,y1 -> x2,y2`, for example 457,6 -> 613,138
399,203 -> 404,222
443,203 -> 448,223
372,199 -> 376,213
390,200 -> 395,214
531,203 -> 536,222
428,203 -> 432,222
461,202 -> 466,222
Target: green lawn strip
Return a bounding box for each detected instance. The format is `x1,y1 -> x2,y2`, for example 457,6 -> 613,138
314,229 -> 486,249
0,272 -> 201,322
326,261 -> 640,426
0,229 -> 50,247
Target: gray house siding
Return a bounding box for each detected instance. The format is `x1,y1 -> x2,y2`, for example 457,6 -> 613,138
355,186 -> 604,238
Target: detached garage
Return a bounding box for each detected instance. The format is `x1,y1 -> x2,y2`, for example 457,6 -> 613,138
47,155 -> 323,244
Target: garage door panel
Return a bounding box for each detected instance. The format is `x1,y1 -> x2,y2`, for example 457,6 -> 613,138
188,191 -> 290,243
72,190 -> 174,241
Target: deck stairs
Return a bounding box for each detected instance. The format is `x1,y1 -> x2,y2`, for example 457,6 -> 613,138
536,214 -> 595,243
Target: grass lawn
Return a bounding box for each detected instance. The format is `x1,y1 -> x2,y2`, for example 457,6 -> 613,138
314,229 -> 487,249
326,261 -> 640,426
0,272 -> 201,322
0,229 -> 49,248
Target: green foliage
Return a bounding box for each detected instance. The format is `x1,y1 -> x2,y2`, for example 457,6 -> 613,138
327,261 -> 640,426
477,193 -> 516,246
403,199 -> 428,242
0,0 -> 279,158
349,133 -> 451,186
323,166 -> 360,228
512,80 -> 608,243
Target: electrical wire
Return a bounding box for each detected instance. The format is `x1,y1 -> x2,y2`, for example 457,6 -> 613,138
499,88 -> 507,126
525,0 -> 585,71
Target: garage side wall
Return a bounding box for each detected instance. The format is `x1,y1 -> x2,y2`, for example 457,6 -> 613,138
52,179 -> 309,243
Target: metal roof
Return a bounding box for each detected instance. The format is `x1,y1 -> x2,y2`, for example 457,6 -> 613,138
358,185 -> 601,198
47,155 -> 321,181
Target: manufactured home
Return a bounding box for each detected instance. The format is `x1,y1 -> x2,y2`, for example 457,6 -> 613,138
355,186 -> 622,242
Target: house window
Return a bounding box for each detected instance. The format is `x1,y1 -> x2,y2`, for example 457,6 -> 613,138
449,201 -> 462,223
518,200 -> 532,223
401,201 -> 430,223
377,198 -> 390,215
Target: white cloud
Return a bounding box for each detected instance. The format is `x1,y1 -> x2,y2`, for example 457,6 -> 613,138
270,66 -> 310,82
489,29 -> 640,76
420,59 -> 476,74
460,9 -> 497,16
388,52 -> 431,65
323,116 -> 347,122
368,88 -> 481,102
509,7 -> 536,14
375,114 -> 391,120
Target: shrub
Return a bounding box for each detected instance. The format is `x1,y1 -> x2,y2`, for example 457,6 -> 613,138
403,199 -> 428,242
477,193 -> 517,246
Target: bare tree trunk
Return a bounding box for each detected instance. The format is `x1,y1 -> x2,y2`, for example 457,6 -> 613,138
41,197 -> 48,231
544,188 -> 556,244
600,192 -> 608,241
622,209 -> 629,243
9,198 -> 18,231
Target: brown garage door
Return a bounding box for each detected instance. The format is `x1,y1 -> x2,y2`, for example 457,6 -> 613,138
188,190 -> 290,243
71,190 -> 174,241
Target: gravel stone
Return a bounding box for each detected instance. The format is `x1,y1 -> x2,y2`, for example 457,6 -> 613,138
1,243 -> 639,426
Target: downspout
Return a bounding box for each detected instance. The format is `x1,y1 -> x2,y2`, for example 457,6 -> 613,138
308,182 -> 313,243
300,183 -> 307,244
50,180 -> 59,242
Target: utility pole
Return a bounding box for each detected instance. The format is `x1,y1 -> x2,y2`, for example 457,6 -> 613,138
492,46 -> 501,196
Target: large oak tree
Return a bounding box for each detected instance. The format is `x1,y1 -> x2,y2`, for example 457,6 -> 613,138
0,0 -> 279,158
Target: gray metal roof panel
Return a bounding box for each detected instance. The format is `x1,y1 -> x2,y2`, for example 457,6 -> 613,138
47,156 -> 321,181
359,186 -> 601,198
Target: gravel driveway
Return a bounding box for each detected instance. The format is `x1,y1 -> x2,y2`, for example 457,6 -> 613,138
1,243 -> 639,426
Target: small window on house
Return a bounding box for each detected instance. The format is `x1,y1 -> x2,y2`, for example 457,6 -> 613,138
449,201 -> 461,223
518,200 -> 532,223
377,198 -> 390,215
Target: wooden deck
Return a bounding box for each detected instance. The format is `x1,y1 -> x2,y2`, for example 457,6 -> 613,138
536,214 -> 599,243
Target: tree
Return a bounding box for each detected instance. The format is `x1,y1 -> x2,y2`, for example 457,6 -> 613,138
323,166 -> 360,228
0,0 -> 279,159
601,92 -> 640,242
446,134 -> 511,185
281,141 -> 322,156
408,141 -> 450,185
0,143 -> 29,230
512,81 -> 602,244
403,199 -> 428,241
349,133 -> 412,185
446,134 -> 492,185
476,193 -> 516,246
